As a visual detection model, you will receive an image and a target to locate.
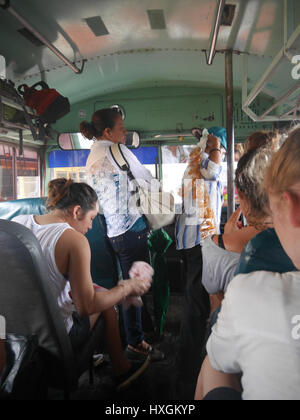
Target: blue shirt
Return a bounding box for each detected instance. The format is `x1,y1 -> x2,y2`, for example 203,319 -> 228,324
175,153 -> 223,250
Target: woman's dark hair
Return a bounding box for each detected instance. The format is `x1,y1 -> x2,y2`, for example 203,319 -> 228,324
235,147 -> 273,222
79,108 -> 121,140
47,178 -> 98,213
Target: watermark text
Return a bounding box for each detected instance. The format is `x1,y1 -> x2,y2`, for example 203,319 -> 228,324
291,315 -> 300,340
292,55 -> 300,80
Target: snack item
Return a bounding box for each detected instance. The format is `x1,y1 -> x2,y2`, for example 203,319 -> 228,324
178,130 -> 217,239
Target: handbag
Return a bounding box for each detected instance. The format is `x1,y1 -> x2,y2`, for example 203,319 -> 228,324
18,81 -> 70,124
0,334 -> 46,400
110,144 -> 175,231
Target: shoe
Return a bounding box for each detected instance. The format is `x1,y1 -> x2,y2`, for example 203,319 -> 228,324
115,357 -> 150,391
93,353 -> 104,367
126,344 -> 165,362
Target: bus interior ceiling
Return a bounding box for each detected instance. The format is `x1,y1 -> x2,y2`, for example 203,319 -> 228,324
0,0 -> 299,144
0,0 -> 300,400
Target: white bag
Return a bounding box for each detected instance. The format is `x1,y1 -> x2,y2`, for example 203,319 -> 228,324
110,144 -> 175,230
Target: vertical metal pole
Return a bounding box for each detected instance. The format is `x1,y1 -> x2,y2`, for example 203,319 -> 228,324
12,146 -> 17,200
225,50 -> 235,219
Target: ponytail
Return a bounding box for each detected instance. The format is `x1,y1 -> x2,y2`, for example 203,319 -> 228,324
79,121 -> 97,140
47,178 -> 98,213
79,108 -> 121,139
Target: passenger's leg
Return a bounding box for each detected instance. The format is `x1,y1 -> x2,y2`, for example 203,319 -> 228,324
99,308 -> 131,376
90,310 -> 150,386
110,229 -> 153,348
195,355 -> 242,400
175,245 -> 210,399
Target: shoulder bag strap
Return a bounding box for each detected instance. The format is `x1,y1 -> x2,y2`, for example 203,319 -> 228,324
109,143 -> 135,182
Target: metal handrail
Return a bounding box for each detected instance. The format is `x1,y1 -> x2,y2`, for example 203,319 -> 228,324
205,0 -> 226,65
2,2 -> 85,74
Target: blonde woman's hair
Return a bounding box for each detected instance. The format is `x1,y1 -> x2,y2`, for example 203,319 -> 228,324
235,146 -> 274,223
265,126 -> 300,197
244,131 -> 280,154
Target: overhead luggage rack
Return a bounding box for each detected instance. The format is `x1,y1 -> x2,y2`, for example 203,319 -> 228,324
0,94 -> 36,131
0,79 -> 40,152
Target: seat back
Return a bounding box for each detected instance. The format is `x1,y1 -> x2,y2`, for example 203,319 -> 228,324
0,198 -> 47,220
0,219 -> 77,390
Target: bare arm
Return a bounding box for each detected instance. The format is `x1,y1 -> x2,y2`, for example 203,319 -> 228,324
212,207 -> 259,253
205,134 -> 222,165
60,231 -> 151,317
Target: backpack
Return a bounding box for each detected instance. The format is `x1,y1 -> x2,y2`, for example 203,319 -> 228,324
18,81 -> 70,124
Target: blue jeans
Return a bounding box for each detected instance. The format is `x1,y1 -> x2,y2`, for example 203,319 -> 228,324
109,228 -> 150,346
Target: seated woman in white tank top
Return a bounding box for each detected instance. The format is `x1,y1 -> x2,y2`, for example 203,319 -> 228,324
13,178 -> 152,390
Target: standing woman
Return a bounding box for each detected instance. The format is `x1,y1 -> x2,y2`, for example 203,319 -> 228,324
80,108 -> 163,360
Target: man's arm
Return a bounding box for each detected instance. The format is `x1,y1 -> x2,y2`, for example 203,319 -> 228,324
200,135 -> 223,181
205,134 -> 222,165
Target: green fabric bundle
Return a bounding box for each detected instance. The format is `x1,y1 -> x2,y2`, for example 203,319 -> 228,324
148,229 -> 173,335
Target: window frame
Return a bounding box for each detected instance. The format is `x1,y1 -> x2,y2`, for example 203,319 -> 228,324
0,141 -> 41,201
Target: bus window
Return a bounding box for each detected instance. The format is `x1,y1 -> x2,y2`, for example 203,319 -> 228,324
0,144 -> 14,201
16,148 -> 40,199
49,146 -> 159,183
130,146 -> 159,178
0,144 -> 40,201
49,150 -> 90,182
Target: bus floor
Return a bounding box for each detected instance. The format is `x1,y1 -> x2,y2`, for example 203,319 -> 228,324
47,293 -> 185,401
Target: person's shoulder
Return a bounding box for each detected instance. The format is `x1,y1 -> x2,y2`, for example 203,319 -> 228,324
60,228 -> 89,250
226,271 -> 278,300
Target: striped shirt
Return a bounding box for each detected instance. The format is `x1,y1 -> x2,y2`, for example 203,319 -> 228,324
175,153 -> 223,250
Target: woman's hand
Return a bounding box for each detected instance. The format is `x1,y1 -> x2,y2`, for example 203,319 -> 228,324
125,277 -> 152,297
224,207 -> 243,235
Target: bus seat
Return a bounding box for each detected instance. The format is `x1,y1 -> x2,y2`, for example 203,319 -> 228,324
85,214 -> 119,289
0,197 -> 119,289
0,198 -> 46,220
0,219 -> 105,398
0,219 -> 77,395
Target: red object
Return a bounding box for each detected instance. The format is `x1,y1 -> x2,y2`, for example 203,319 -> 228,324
18,81 -> 70,124
22,84 -> 60,116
